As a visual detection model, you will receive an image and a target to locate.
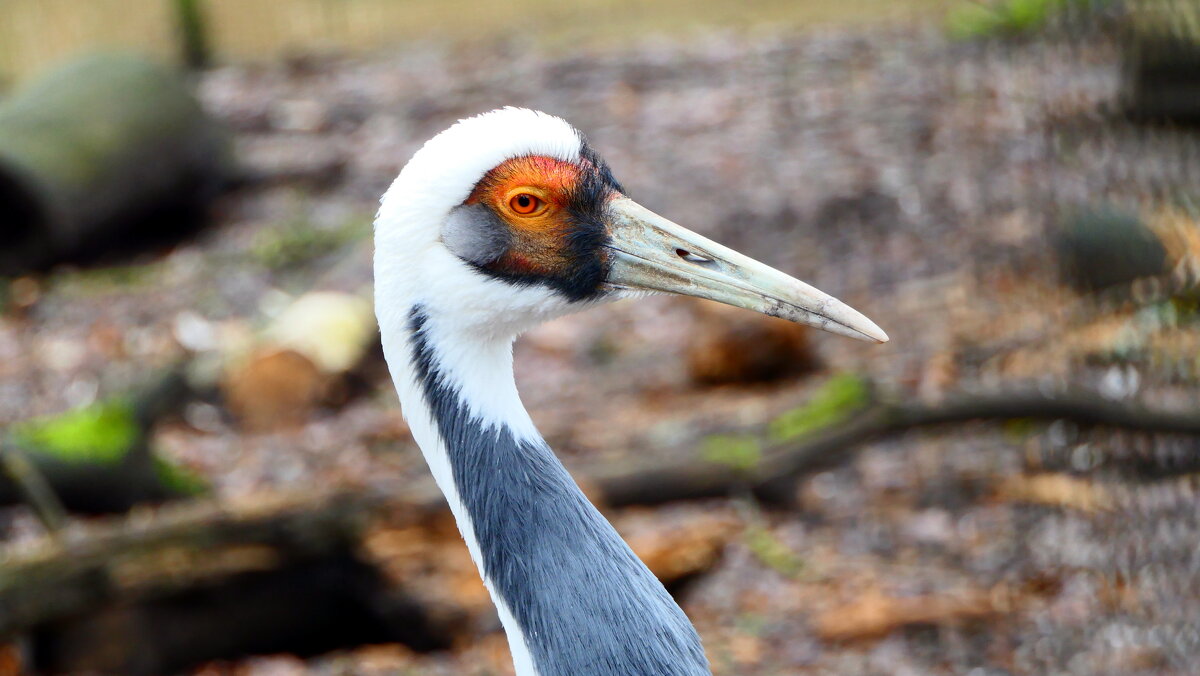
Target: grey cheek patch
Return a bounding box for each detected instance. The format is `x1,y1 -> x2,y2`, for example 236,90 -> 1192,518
443,203 -> 511,265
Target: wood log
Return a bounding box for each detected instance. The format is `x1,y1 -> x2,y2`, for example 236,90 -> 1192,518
0,53 -> 234,275
3,490 -> 451,675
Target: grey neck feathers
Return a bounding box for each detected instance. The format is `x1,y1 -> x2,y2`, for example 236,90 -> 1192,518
407,306 -> 709,676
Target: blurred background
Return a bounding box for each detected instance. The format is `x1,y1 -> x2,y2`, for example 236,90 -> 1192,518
0,0 -> 1198,674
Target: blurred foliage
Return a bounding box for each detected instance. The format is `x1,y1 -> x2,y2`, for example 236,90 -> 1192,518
946,0 -> 1099,38
173,0 -> 211,69
770,373 -> 871,442
152,455 -> 208,496
10,399 -> 139,464
735,497 -> 806,578
744,524 -> 805,577
9,397 -> 209,493
1131,0 -> 1199,40
1172,296 -> 1200,321
1136,300 -> 1193,334
57,263 -> 161,294
702,434 -> 762,472
250,213 -> 370,271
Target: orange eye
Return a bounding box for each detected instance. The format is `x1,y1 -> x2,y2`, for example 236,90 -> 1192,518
509,193 -> 543,216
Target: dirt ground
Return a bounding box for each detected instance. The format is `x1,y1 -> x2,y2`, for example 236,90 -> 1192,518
3,17 -> 1200,676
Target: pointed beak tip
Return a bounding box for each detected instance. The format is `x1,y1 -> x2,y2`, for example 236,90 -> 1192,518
825,302 -> 888,344
840,324 -> 888,344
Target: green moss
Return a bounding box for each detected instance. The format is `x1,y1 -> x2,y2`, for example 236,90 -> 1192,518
11,399 -> 139,464
769,373 -> 871,442
11,397 -> 209,495
153,455 -> 208,496
701,434 -> 763,472
745,524 -> 805,577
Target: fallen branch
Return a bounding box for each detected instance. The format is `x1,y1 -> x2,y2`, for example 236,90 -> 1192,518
0,491 -> 360,636
1,489 -> 451,674
592,386 -> 1200,507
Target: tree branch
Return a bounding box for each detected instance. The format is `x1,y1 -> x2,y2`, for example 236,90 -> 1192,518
592,386 -> 1200,507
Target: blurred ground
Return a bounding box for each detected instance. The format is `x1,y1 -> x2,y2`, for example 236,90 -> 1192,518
3,12 -> 1200,676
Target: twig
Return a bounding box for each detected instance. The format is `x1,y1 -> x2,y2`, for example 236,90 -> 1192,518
0,441 -> 67,532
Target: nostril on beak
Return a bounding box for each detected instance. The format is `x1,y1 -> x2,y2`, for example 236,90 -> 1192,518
676,248 -> 712,265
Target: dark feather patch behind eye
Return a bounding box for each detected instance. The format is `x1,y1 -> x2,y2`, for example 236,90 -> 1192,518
443,203 -> 511,265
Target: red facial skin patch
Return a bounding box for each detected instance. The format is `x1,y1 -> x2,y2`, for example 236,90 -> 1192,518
468,156 -> 580,216
467,156 -> 586,277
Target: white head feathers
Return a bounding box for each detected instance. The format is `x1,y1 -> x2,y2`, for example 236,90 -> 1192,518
376,108 -> 583,252
373,108 -> 594,341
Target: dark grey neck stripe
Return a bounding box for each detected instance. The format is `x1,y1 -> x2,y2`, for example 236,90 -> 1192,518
407,306 -> 709,676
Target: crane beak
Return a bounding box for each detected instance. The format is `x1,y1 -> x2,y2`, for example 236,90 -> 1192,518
603,197 -> 888,343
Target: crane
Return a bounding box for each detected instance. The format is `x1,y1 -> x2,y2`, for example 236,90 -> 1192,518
373,108 -> 887,676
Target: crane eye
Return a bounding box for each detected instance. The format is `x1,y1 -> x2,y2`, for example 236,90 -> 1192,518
509,193 -> 543,216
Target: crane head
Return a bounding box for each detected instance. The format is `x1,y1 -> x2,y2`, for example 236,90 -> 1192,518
375,107 -> 887,343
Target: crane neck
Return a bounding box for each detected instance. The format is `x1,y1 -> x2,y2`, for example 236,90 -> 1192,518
384,304 -> 709,676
